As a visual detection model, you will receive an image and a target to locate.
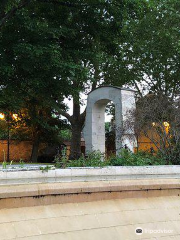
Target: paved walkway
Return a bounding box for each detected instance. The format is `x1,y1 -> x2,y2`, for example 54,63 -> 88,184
0,196 -> 180,239
0,178 -> 180,239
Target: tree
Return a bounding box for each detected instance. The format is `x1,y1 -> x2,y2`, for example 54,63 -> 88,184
0,0 -> 152,160
0,0 -> 30,29
119,0 -> 180,98
0,0 -> 76,161
57,0 -> 148,158
134,94 -> 180,164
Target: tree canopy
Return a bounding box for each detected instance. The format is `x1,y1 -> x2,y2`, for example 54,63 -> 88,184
0,0 -> 180,161
119,0 -> 180,97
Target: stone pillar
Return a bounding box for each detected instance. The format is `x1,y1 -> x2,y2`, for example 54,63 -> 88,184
83,86 -> 136,156
121,89 -> 137,152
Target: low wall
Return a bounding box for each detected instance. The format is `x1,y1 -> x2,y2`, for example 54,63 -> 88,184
0,179 -> 180,209
1,165 -> 180,185
0,166 -> 180,209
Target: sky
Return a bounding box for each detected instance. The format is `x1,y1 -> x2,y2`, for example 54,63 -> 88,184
64,95 -> 113,122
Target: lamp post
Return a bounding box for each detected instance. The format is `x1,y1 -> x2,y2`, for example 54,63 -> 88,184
7,112 -> 10,162
0,112 -> 18,162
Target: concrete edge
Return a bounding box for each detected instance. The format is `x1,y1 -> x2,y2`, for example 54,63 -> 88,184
1,179 -> 180,199
1,165 -> 180,177
0,166 -> 180,184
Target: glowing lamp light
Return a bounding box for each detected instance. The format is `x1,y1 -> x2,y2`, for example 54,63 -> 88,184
12,114 -> 18,120
163,122 -> 170,127
0,113 -> 5,120
152,122 -> 156,126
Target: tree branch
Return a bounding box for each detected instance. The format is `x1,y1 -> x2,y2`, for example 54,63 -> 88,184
132,80 -> 143,97
58,109 -> 73,123
0,0 -> 31,29
37,0 -> 109,8
0,0 -> 91,29
0,0 -> 115,29
37,0 -> 78,7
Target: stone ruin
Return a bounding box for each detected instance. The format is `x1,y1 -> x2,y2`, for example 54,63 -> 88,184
83,86 -> 137,156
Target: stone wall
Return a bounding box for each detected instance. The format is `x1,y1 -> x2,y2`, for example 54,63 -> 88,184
0,140 -> 33,162
0,140 -> 79,162
0,135 -> 158,162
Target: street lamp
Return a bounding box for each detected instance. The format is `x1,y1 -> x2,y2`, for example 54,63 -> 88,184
0,112 -> 18,162
0,113 -> 5,120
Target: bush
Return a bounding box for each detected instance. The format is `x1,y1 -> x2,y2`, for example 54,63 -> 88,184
54,149 -> 167,168
54,154 -> 68,168
67,151 -> 107,168
108,149 -> 166,166
158,144 -> 180,165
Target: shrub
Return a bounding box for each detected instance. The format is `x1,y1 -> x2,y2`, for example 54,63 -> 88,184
108,149 -> 166,166
67,151 -> 106,168
158,144 -> 180,165
54,154 -> 68,168
54,149 -> 167,168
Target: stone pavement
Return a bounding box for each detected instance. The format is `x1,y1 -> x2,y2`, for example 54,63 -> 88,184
0,196 -> 180,240
0,178 -> 180,240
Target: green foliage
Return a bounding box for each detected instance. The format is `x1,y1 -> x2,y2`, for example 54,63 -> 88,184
2,160 -> 7,169
68,151 -> 105,168
2,157 -> 13,169
120,0 -> 180,96
1,0 -> 180,162
158,144 -> 180,165
0,0 -> 72,161
59,129 -> 72,141
54,146 -> 68,168
105,122 -> 111,134
56,150 -> 167,168
108,150 -> 166,166
54,154 -> 68,169
39,165 -> 53,173
54,151 -> 105,168
19,158 -> 24,168
0,113 -> 31,140
0,120 -> 7,139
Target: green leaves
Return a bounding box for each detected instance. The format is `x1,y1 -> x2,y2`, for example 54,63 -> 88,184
122,0 -> 180,96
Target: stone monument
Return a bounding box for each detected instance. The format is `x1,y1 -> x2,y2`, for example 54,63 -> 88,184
83,86 -> 136,156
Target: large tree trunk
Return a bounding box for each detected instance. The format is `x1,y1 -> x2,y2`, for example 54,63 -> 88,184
60,72 -> 99,159
69,75 -> 99,159
69,98 -> 85,159
70,123 -> 82,159
30,131 -> 40,163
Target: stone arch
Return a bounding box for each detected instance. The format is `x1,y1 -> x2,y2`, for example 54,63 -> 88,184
83,86 -> 136,156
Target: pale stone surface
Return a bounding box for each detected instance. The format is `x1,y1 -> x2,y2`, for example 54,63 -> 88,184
0,178 -> 180,199
0,196 -> 180,239
0,179 -> 180,210
83,86 -> 137,155
1,166 -> 180,185
0,179 -> 180,239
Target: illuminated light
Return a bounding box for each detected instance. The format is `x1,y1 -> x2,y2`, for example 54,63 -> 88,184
152,122 -> 156,126
12,114 -> 18,120
164,122 -> 170,127
0,113 -> 5,120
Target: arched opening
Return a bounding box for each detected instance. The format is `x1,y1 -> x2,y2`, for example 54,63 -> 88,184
83,86 -> 136,156
105,101 -> 116,156
92,99 -> 112,154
